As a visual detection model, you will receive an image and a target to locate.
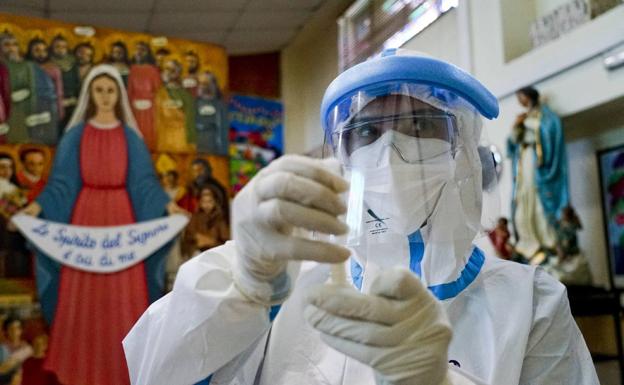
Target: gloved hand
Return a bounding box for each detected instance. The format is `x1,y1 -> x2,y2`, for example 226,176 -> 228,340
304,267 -> 452,385
232,154 -> 351,306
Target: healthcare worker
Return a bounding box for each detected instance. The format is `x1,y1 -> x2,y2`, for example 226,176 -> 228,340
123,50 -> 599,385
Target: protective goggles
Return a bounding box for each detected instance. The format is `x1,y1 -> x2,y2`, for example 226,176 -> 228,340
338,112 -> 457,155
328,93 -> 459,166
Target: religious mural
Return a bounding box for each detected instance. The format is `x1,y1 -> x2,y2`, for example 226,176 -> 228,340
0,13 -> 230,385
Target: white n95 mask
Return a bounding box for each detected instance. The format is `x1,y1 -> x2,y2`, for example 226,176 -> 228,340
347,133 -> 455,236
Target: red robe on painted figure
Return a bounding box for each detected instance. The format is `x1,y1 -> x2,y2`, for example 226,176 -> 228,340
43,122 -> 149,385
128,64 -> 161,150
32,65 -> 170,385
22,357 -> 62,385
0,63 -> 10,143
16,171 -> 47,203
0,62 -> 9,120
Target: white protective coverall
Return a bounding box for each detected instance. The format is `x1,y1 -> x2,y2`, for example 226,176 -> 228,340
124,240 -> 597,385
124,50 -> 598,385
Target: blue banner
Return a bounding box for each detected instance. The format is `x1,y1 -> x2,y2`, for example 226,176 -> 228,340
228,94 -> 283,194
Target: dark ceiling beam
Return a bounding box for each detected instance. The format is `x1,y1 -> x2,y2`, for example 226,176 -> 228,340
44,0 -> 51,18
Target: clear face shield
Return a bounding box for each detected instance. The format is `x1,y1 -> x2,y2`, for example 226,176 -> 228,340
323,83 -> 499,287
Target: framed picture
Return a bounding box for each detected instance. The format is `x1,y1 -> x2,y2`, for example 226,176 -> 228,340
597,143 -> 624,288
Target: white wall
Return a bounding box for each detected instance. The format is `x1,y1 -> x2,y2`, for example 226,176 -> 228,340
535,0 -> 577,16
281,0 -> 353,154
401,9 -> 461,66
499,0 -> 537,61
472,1 -> 624,99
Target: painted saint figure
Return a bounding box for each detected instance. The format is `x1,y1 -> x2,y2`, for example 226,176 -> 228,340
74,42 -> 95,81
25,38 -> 63,145
154,47 -> 170,71
0,317 -> 33,384
22,334 -> 61,385
16,148 -> 47,204
1,33 -> 58,144
128,41 -> 161,150
181,185 -> 229,258
107,41 -> 130,85
178,158 -> 229,219
50,35 -> 80,130
162,170 -> 186,203
195,71 -> 228,156
507,86 -> 568,259
0,153 -> 18,197
0,153 -> 29,279
26,38 -> 64,120
182,50 -> 200,95
155,59 -> 195,153
0,61 -> 9,139
16,65 -> 185,385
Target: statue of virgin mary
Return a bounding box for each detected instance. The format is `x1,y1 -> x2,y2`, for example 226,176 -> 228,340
507,86 -> 569,260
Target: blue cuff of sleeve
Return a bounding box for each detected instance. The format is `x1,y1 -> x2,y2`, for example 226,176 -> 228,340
194,375 -> 212,385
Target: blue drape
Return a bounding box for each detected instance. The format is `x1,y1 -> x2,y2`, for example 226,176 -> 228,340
535,105 -> 569,222
507,105 -> 568,226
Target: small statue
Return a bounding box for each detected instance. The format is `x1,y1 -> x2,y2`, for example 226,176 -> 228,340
488,217 -> 513,260
542,205 -> 592,285
555,205 -> 582,262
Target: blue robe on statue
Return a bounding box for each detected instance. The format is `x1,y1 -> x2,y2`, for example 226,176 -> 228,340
34,123 -> 171,324
507,105 -> 569,226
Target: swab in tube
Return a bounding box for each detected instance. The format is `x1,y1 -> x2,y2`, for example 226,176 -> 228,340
322,157 -> 350,286
330,257 -> 348,286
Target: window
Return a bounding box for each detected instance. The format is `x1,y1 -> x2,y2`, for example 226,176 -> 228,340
338,0 -> 458,71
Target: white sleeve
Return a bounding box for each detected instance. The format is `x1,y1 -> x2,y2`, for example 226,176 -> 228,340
519,268 -> 599,385
123,241 -> 272,385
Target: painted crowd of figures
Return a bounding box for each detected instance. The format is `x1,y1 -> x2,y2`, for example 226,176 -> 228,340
0,146 -> 47,278
0,28 -> 232,384
0,30 -> 229,155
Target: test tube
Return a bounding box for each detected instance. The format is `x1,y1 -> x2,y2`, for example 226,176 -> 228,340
330,260 -> 348,286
